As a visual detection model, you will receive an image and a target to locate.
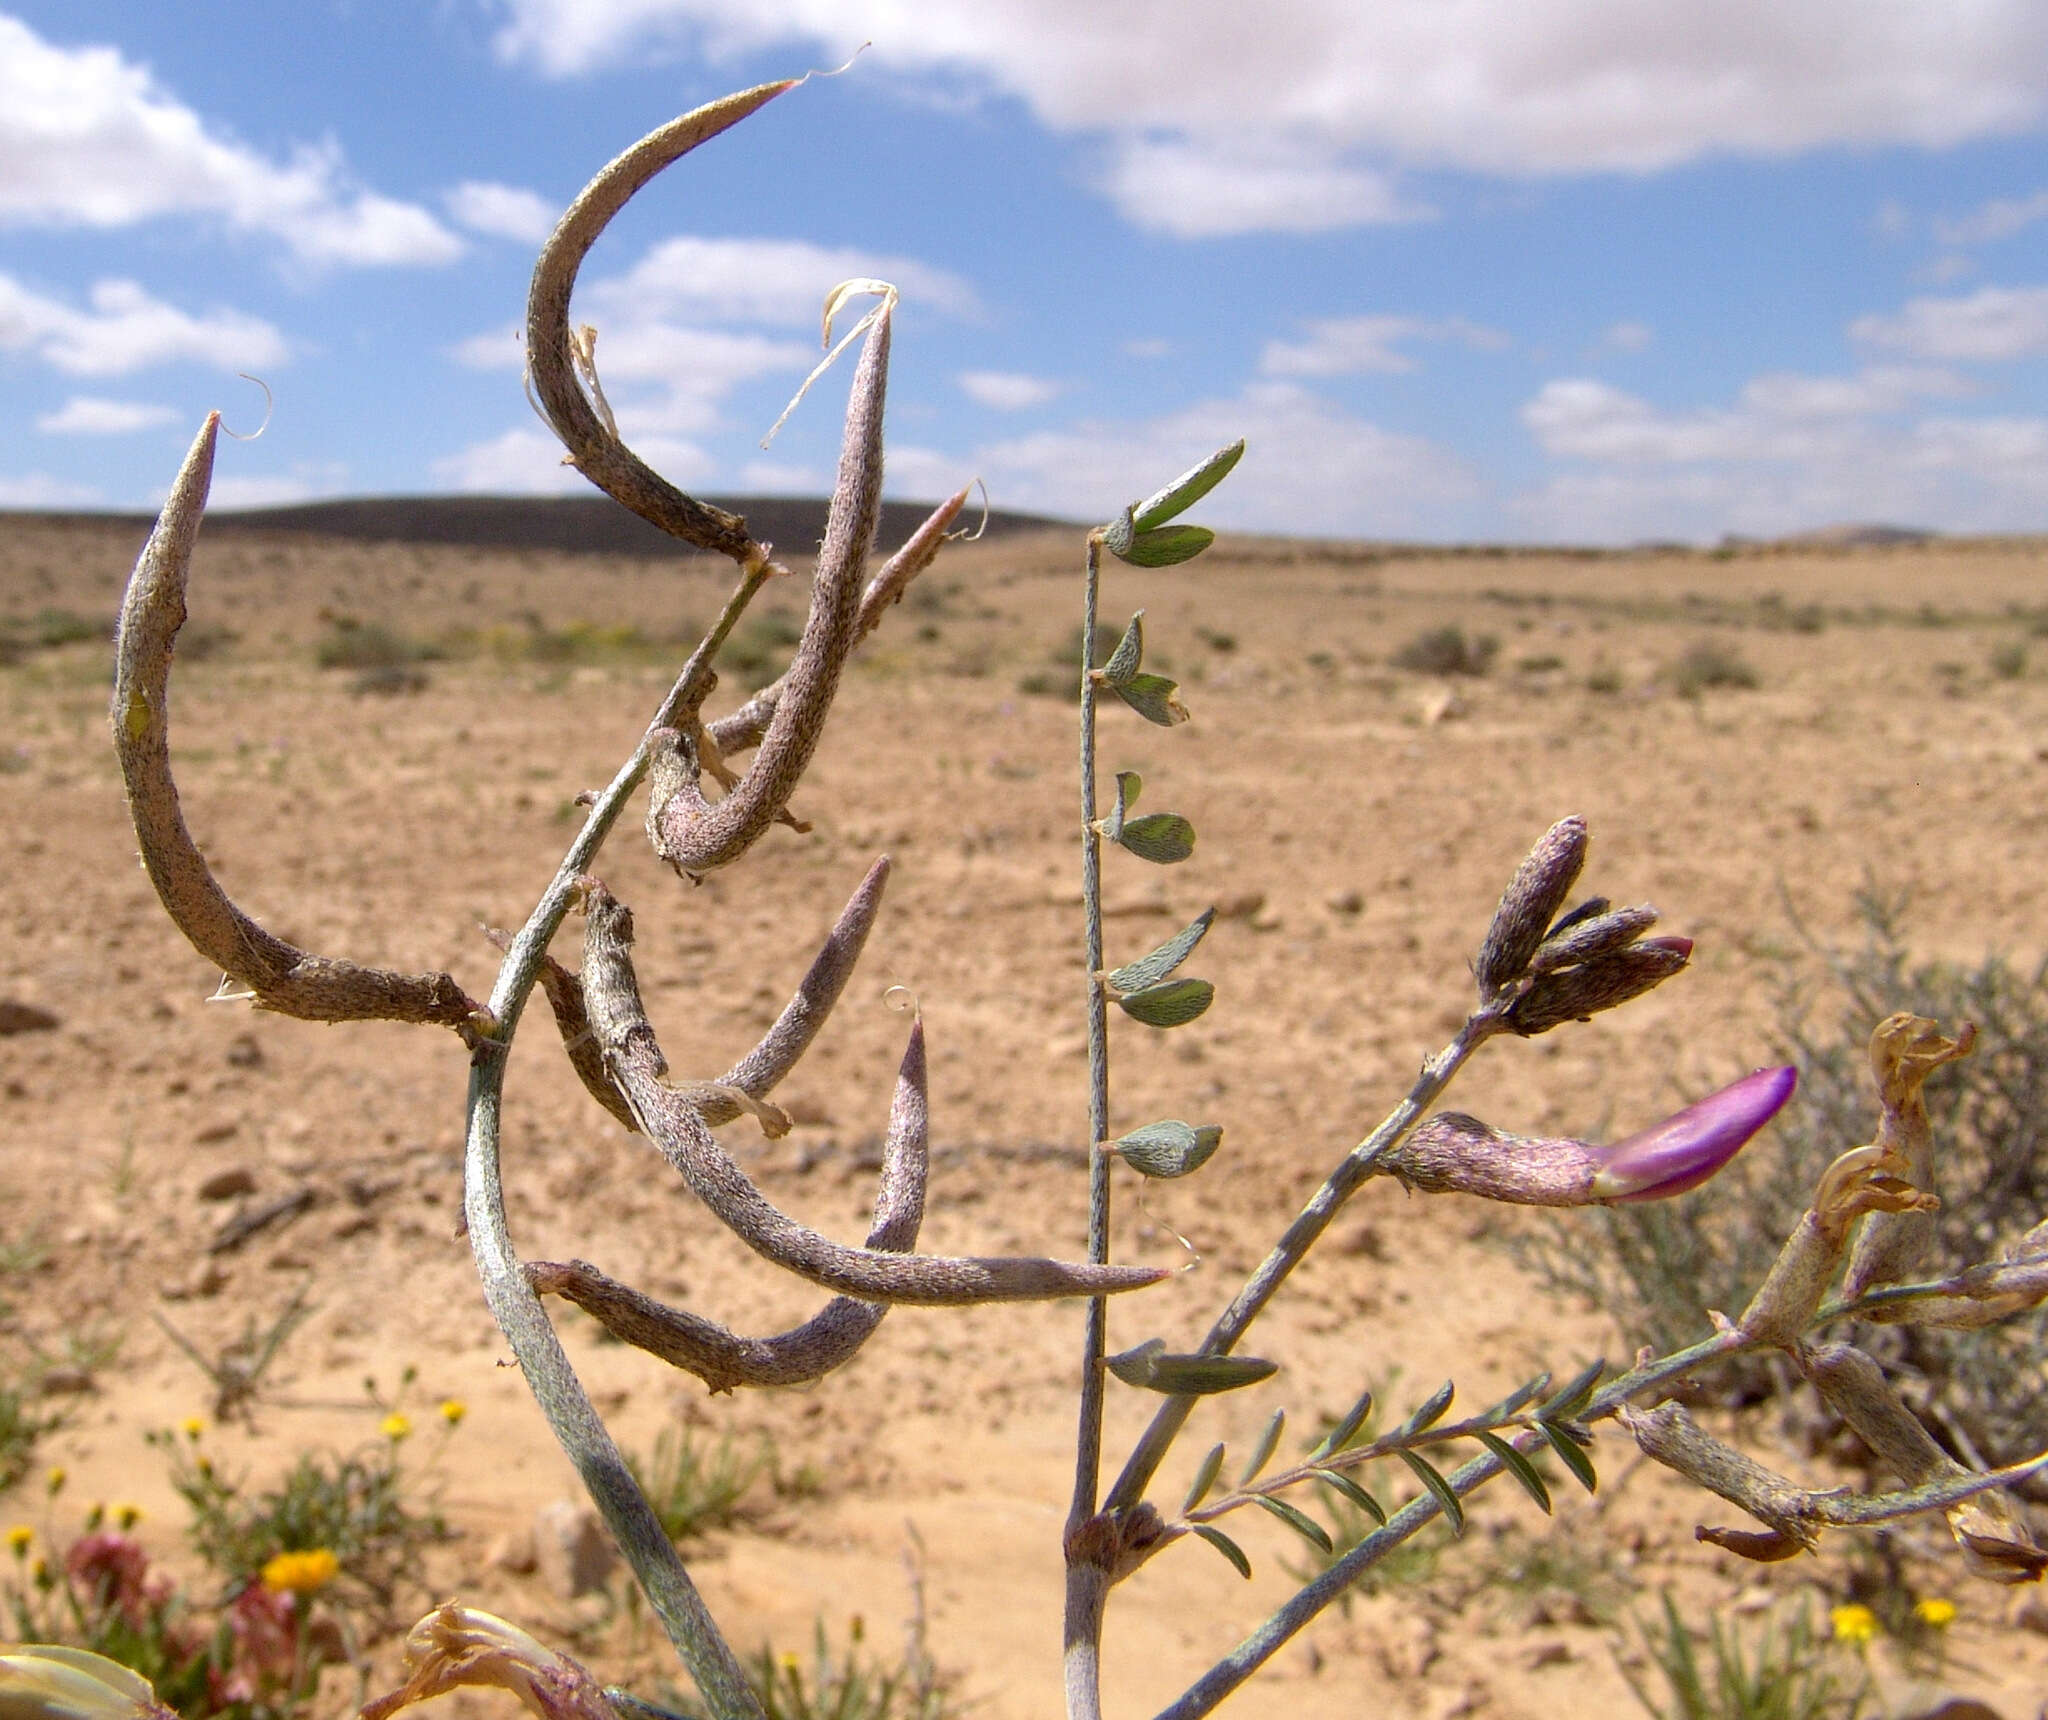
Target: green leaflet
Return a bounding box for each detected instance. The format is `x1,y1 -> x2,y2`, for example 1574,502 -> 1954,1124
1116,977 -> 1214,1028
1475,1430 -> 1552,1515
1537,1421 -> 1599,1494
1130,440 -> 1246,532
1114,672 -> 1190,727
1116,812 -> 1196,864
1116,524 -> 1215,568
1191,1525 -> 1251,1580
1536,1358 -> 1605,1422
1251,1493 -> 1332,1556
1391,1381 -> 1455,1442
1313,1389 -> 1375,1458
1101,612 -> 1144,686
1183,1442 -> 1227,1514
1113,1120 -> 1223,1179
1310,1468 -> 1386,1525
1394,1449 -> 1465,1536
1107,908 -> 1214,993
1238,1409 -> 1286,1486
1105,1340 -> 1276,1395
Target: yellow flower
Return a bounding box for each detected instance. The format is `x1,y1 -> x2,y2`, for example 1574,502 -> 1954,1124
1830,1603 -> 1879,1644
114,1505 -> 141,1530
381,1413 -> 412,1442
44,1467 -> 65,1497
179,1418 -> 203,1441
261,1548 -> 339,1595
438,1400 -> 465,1428
1913,1597 -> 1957,1628
7,1525 -> 32,1555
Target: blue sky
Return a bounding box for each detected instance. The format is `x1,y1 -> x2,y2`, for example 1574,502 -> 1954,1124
3,2 -> 2046,543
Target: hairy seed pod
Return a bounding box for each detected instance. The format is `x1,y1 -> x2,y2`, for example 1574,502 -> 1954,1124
1506,937 -> 1691,1035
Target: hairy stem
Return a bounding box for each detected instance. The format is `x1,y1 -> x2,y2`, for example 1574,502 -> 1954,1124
1106,1015 -> 1498,1514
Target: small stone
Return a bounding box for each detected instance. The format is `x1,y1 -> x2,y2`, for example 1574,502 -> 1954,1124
2010,1589 -> 2048,1634
198,1167 -> 258,1201
193,1120 -> 239,1146
38,1367 -> 94,1396
0,1001 -> 59,1036
1377,1615 -> 1439,1681
1325,889 -> 1364,915
1523,1640 -> 1572,1670
224,1035 -> 264,1069
488,1529 -> 538,1575
534,1501 -> 617,1599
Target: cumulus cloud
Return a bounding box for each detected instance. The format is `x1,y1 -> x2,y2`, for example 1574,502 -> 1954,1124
587,236 -> 978,326
1260,314 -> 1509,377
445,181 -> 559,244
0,471 -> 103,507
898,380 -> 1477,536
431,427 -> 598,494
1600,320 -> 1654,353
491,1 -> 2048,235
0,274 -> 288,376
1515,364 -> 2043,540
958,370 -> 1062,410
0,16 -> 460,266
1934,188 -> 2048,246
35,395 -> 179,435
1851,284 -> 2048,361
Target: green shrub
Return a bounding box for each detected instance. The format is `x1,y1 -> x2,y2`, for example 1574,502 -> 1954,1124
1667,639 -> 1758,695
1392,625 -> 1497,677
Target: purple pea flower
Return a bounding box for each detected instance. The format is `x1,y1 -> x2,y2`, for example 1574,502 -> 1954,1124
1385,1065 -> 1797,1207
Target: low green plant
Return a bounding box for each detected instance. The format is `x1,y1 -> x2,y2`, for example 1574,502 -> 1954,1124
1668,638 -> 1759,695
1990,639 -> 2027,680
1392,624 -> 1497,676
1620,1593 -> 1869,1720
627,1427 -> 765,1542
653,1616 -> 952,1720
0,1384 -> 63,1493
313,617 -> 439,673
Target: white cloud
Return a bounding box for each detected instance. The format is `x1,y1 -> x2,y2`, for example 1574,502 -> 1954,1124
35,395 -> 179,435
736,458 -> 820,492
1122,337 -> 1171,360
430,427 -> 593,494
589,236 -> 978,326
1851,284 -> 2048,360
958,370 -> 1062,410
901,380 -> 1476,535
0,274 -> 288,376
1934,188 -> 2048,246
0,471 -> 103,507
1260,314 -> 1509,377
0,16 -> 460,266
445,181 -> 558,244
208,468 -> 347,511
1100,135 -> 1427,238
492,1 -> 2048,235
1601,320 -> 1654,353
1515,365 -> 2045,540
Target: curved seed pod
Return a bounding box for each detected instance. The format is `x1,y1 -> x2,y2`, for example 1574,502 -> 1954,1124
112,415 -> 479,1035
529,1018 -> 932,1392
649,307 -> 891,877
1842,1013 -> 1975,1300
578,881 -> 1164,1304
527,84 -> 795,565
1476,816 -> 1587,998
484,927 -> 637,1132
710,486 -> 970,759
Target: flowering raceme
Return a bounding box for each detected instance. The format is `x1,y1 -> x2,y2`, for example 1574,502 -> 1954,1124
1382,1065 -> 1797,1207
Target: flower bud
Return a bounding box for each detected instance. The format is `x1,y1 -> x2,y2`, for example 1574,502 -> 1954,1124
1384,1065 -> 1793,1207
1506,937 -> 1692,1036
1476,817 -> 1586,998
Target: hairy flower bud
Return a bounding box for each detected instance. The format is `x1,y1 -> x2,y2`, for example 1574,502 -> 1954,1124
1384,1065 -> 1794,1206
1506,937 -> 1693,1036
1475,816 -> 1587,998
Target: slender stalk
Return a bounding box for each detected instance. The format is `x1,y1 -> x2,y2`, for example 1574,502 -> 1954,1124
1064,532 -> 1113,1720
1106,1014 -> 1497,1514
463,571 -> 778,1720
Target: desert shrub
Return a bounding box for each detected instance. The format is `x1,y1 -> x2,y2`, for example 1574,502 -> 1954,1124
1990,639 -> 2027,680
1667,639 -> 1758,695
1620,1593 -> 1870,1720
314,618 -> 438,673
1392,624 -> 1497,676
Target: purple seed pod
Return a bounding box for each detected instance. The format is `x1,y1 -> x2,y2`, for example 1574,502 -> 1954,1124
1386,1065 -> 1795,1207
1589,1065 -> 1798,1202
1476,816 -> 1588,999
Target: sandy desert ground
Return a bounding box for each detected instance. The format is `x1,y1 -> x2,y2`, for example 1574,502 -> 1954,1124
3,502 -> 2048,1720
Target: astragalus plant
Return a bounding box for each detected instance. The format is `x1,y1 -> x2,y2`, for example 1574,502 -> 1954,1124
79,77 -> 2048,1720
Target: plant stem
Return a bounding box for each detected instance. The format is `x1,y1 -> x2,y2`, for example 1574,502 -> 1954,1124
1106,1015 -> 1497,1515
463,571 -> 775,1720
1064,532 -> 1113,1720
